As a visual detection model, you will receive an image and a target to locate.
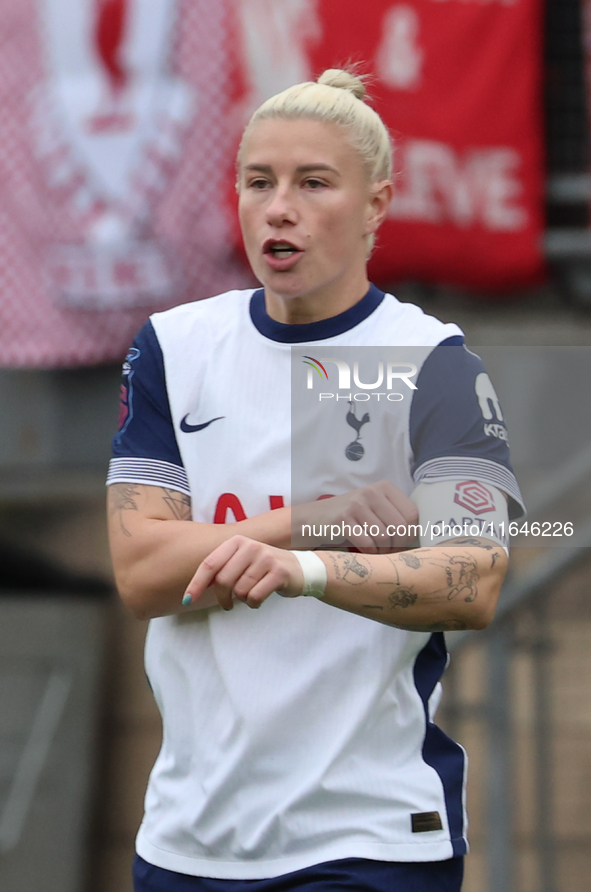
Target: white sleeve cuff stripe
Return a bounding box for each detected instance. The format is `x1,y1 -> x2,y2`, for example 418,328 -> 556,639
414,457 -> 525,517
106,458 -> 191,496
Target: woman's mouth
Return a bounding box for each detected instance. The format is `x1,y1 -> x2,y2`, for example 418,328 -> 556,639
263,240 -> 303,270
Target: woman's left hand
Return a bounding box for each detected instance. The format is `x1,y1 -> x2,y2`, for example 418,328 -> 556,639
182,535 -> 304,610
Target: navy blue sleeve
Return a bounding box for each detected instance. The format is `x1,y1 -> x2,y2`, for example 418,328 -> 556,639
409,344 -> 525,519
108,321 -> 189,494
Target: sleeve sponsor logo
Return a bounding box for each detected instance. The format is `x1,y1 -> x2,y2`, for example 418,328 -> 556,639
483,423 -> 508,441
475,372 -> 509,441
475,372 -> 503,421
453,480 -> 496,514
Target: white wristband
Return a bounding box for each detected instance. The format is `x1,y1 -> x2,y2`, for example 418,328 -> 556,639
290,551 -> 328,598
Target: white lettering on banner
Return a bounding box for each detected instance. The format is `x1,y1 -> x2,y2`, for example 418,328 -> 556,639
46,242 -> 177,308
376,6 -> 423,90
238,0 -> 321,111
389,140 -> 527,231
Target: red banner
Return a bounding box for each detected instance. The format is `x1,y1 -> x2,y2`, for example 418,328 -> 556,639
307,0 -> 547,291
0,0 -> 546,367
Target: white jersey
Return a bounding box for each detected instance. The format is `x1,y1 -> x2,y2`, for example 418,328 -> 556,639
107,285 -> 524,879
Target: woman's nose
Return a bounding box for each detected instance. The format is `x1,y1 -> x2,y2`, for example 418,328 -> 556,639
265,187 -> 297,226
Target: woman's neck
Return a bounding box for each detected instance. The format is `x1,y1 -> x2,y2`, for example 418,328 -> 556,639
263,273 -> 371,325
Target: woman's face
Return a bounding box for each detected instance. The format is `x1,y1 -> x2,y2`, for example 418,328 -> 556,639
238,118 -> 390,315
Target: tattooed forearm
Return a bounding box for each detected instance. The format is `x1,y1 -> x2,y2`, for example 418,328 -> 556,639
388,588 -> 418,609
327,552 -> 373,585
408,619 -> 468,632
110,483 -> 141,537
400,552 -> 422,569
323,541 -> 503,631
385,555 -> 401,584
364,549 -> 480,606
447,553 -> 479,602
364,591 -> 421,612
381,550 -> 480,624
447,537 -> 492,550
161,488 -> 192,521
386,550 -> 480,605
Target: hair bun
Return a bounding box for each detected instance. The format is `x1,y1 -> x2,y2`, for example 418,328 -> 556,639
317,69 -> 366,101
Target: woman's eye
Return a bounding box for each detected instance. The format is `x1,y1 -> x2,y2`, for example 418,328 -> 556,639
248,178 -> 270,190
304,178 -> 326,190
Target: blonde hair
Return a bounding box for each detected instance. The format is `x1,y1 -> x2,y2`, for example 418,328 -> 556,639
238,68 -> 393,184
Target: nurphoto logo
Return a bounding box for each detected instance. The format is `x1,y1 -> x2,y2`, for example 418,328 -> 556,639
302,355 -> 418,402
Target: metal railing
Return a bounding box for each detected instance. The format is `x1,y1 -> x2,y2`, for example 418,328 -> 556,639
0,665 -> 72,855
443,441 -> 591,892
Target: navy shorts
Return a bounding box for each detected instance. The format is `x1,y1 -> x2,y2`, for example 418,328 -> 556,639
133,853 -> 464,892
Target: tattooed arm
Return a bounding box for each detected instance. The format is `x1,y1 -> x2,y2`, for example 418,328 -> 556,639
184,535 -> 507,631
108,479 -> 423,620
107,483 -> 293,619
318,538 -> 507,631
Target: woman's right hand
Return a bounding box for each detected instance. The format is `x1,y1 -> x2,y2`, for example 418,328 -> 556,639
291,480 -> 419,553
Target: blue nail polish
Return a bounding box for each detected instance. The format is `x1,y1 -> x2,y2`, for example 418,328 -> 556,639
182,593 -> 192,606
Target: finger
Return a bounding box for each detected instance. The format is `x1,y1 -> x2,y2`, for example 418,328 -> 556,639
365,488 -> 409,528
357,488 -> 418,547
183,536 -> 245,606
231,557 -> 273,603
379,481 -> 419,524
344,508 -> 387,552
238,551 -> 304,607
357,481 -> 418,528
346,490 -> 397,534
213,545 -> 270,609
346,501 -> 411,551
243,567 -> 289,609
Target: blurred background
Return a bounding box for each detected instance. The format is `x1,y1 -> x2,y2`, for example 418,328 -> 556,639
1,1 -> 591,890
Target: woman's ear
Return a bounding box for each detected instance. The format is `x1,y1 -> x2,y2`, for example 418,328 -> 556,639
365,180 -> 394,235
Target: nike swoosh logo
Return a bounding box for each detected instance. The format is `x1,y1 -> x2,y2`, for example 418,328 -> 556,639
180,415 -> 225,433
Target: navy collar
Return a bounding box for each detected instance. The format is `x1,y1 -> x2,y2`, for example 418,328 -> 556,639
249,284 -> 386,343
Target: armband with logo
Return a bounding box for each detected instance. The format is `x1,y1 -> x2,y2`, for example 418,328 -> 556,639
411,479 -> 510,552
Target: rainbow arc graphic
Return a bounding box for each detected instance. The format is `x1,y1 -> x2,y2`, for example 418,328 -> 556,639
302,356 -> 329,380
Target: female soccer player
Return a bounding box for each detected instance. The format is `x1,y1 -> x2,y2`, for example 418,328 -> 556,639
108,68 -> 523,892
